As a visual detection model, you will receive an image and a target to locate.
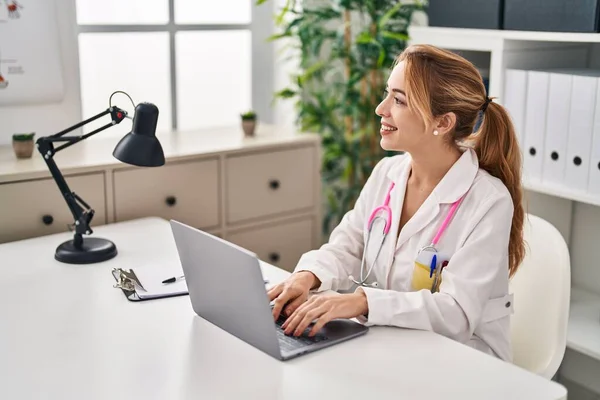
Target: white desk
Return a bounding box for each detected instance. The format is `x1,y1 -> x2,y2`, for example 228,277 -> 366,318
0,217 -> 567,400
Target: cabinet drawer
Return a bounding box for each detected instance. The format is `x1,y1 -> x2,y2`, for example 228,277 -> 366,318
226,147 -> 315,223
0,173 -> 107,243
226,218 -> 314,272
113,159 -> 219,229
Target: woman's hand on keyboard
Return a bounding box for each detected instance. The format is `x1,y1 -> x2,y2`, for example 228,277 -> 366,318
268,271 -> 317,321
281,290 -> 368,337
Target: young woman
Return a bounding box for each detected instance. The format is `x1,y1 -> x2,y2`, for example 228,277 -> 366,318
268,44 -> 525,361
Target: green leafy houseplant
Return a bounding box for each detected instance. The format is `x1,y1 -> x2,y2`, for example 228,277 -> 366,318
12,132 -> 35,141
12,132 -> 36,159
241,110 -> 257,120
241,110 -> 258,137
259,0 -> 423,238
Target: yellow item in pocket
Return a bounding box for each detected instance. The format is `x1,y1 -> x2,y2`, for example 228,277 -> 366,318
411,247 -> 438,291
412,261 -> 436,291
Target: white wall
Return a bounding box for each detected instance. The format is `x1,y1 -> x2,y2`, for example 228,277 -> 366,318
0,0 -> 81,146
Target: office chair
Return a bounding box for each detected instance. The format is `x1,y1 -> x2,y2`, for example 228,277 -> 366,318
509,213 -> 571,380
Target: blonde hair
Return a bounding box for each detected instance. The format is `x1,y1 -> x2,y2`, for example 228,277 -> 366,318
397,44 -> 525,277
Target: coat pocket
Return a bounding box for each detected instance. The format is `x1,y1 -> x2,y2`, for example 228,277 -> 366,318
411,247 -> 438,291
411,261 -> 436,291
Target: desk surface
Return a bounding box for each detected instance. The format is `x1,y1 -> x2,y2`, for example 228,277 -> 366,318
0,217 -> 567,400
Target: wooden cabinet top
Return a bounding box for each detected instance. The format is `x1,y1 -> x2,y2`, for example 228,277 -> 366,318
0,124 -> 320,184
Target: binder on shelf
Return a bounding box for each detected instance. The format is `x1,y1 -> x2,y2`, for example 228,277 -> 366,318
589,83 -> 600,195
503,69 -> 528,150
542,72 -> 572,186
565,73 -> 597,192
523,70 -> 549,183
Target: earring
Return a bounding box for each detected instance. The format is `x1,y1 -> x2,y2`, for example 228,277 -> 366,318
433,130 -> 439,136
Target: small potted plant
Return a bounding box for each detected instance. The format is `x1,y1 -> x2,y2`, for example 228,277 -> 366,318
241,110 -> 257,137
12,132 -> 35,159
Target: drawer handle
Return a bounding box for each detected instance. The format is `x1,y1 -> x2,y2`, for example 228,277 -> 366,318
268,252 -> 280,263
165,196 -> 177,207
269,179 -> 280,190
42,214 -> 54,226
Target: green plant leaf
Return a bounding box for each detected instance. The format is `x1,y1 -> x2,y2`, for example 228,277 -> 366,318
381,31 -> 409,42
275,88 -> 297,99
298,61 -> 326,85
356,31 -> 374,44
275,0 -> 294,25
378,1 -> 404,28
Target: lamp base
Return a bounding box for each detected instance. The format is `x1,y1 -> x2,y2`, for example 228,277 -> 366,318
55,237 -> 117,264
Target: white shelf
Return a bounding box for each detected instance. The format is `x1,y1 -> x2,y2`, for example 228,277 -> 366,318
568,287 -> 600,360
523,179 -> 600,208
408,25 -> 600,209
410,26 -> 600,44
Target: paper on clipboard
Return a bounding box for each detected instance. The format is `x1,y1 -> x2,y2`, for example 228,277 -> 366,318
132,266 -> 188,300
112,265 -> 189,301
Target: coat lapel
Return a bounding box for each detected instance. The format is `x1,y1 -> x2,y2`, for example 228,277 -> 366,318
396,195 -> 440,249
387,147 -> 480,251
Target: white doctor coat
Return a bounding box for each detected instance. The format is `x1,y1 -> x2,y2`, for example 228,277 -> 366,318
295,147 -> 515,361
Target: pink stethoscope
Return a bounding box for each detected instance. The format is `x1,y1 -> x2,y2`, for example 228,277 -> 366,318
349,181 -> 465,288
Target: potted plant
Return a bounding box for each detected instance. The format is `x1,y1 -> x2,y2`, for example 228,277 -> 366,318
259,0 -> 422,239
12,132 -> 35,159
241,111 -> 257,137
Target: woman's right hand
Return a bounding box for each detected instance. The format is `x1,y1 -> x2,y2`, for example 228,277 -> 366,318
267,271 -> 319,320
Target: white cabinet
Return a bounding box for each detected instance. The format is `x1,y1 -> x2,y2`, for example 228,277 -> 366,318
0,125 -> 322,272
226,218 -> 314,272
226,147 -> 316,224
113,158 -> 220,230
0,173 -> 106,243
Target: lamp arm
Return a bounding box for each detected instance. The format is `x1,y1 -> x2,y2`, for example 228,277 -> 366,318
37,148 -> 92,242
51,108 -> 112,138
35,106 -> 128,248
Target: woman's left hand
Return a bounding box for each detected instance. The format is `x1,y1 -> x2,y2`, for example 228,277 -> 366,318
282,289 -> 369,337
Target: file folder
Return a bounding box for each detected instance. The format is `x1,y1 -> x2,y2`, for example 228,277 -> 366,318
523,71 -> 549,182
503,69 -> 528,150
542,72 -> 572,186
566,74 -> 597,192
589,83 -> 600,195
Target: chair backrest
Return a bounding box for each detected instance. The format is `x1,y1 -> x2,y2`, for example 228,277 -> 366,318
509,214 -> 571,379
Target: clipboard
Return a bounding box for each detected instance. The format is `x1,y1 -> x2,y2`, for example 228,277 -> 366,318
112,267 -> 189,302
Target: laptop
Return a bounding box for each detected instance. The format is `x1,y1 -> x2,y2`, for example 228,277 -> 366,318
169,219 -> 369,361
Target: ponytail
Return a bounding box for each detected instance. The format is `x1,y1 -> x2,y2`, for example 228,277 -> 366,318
475,101 -> 525,277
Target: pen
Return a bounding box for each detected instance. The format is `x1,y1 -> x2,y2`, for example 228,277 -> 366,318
161,275 -> 270,285
429,254 -> 437,278
162,275 -> 185,284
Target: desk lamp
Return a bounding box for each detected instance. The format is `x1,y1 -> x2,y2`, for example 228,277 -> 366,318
36,91 -> 165,264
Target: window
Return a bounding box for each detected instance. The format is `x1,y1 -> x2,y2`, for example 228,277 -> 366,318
75,0 -> 270,137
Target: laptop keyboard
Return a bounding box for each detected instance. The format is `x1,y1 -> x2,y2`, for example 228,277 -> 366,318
275,315 -> 328,352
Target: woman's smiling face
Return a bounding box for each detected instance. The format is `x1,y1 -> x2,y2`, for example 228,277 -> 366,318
375,61 -> 431,153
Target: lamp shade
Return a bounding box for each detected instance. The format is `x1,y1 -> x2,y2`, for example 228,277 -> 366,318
113,102 -> 165,167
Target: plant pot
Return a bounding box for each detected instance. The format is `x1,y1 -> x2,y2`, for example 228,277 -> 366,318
12,139 -> 34,159
242,119 -> 257,137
